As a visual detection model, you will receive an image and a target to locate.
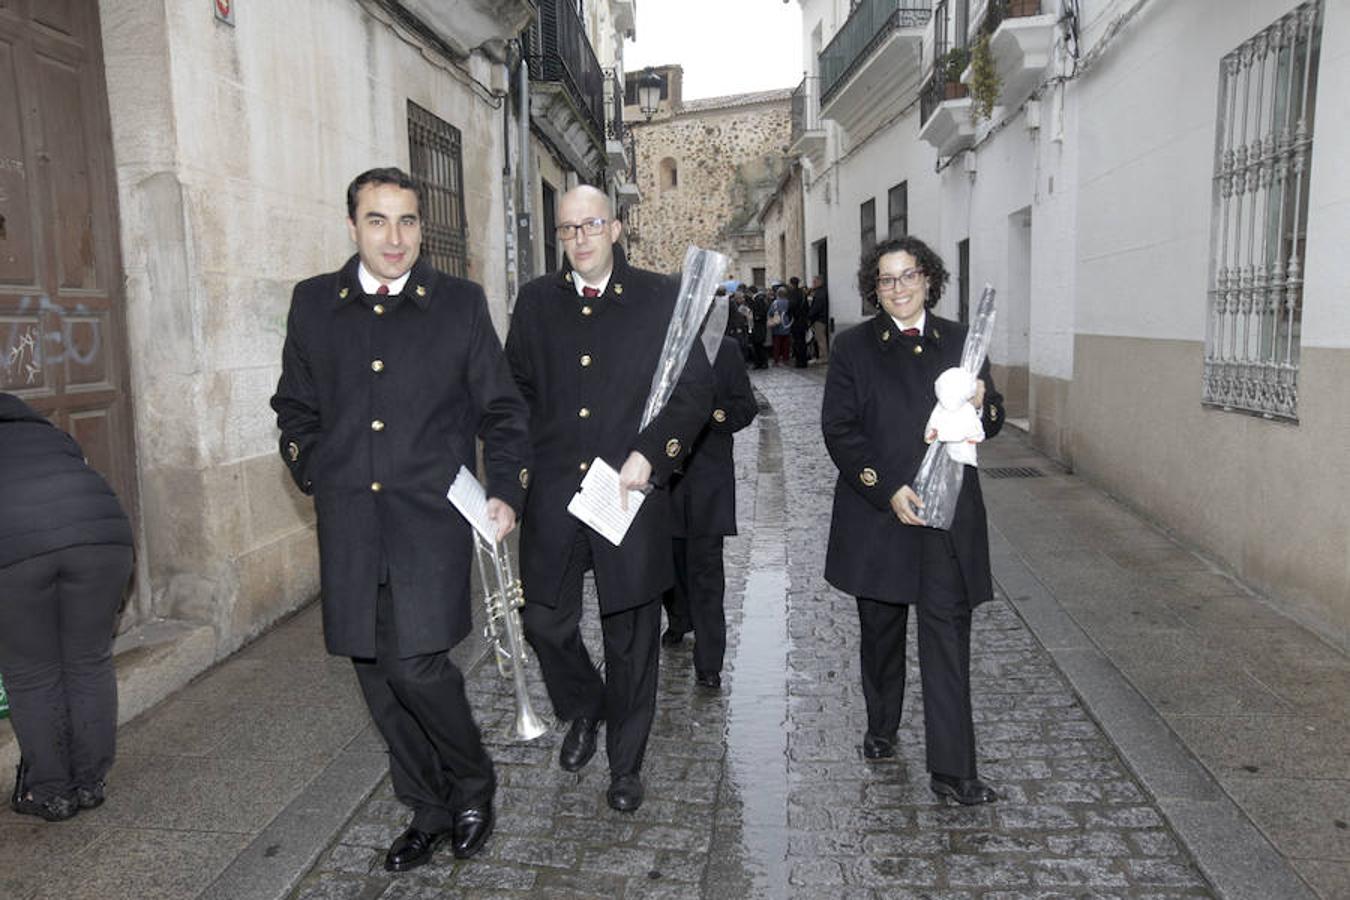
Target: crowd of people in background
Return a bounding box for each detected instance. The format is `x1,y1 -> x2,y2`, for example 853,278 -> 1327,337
721,274 -> 830,370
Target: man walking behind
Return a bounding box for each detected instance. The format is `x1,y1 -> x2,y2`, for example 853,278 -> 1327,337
272,167 -> 531,871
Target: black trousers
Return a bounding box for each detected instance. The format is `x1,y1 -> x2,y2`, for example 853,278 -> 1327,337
352,583 -> 493,833
791,329 -> 810,367
661,535 -> 727,676
0,544 -> 131,803
856,529 -> 976,779
520,529 -> 660,778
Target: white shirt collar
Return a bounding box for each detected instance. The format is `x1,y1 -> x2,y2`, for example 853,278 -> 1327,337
890,311 -> 926,334
358,262 -> 412,296
572,270 -> 611,297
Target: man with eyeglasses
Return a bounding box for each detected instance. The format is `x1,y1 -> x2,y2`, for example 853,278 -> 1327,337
505,185 -> 713,813
822,235 -> 1004,806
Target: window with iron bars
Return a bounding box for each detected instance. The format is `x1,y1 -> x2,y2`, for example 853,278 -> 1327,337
407,101 -> 469,279
1203,0 -> 1322,421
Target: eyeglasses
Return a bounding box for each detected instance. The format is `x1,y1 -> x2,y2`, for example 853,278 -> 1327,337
556,217 -> 609,240
876,268 -> 924,292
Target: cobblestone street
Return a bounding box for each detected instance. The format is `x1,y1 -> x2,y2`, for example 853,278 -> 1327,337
290,365 -> 1215,899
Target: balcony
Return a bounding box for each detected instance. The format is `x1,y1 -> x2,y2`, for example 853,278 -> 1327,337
983,0 -> 1057,109
525,0 -> 606,179
604,71 -> 628,172
788,76 -> 827,168
395,0 -> 537,59
818,0 -> 933,140
918,0 -> 975,156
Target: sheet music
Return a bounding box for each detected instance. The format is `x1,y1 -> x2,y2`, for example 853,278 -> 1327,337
446,465 -> 497,544
566,457 -> 646,547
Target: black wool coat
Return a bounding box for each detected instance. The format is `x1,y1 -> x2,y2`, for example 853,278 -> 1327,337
505,246 -> 714,612
0,393 -> 132,569
822,313 -> 1004,607
271,255 -> 531,659
670,337 -> 758,538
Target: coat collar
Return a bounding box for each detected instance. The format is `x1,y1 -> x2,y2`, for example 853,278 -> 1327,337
870,309 -> 948,352
335,255 -> 437,310
0,392 -> 51,425
555,243 -> 634,306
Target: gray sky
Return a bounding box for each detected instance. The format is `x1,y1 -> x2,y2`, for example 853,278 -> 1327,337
624,0 -> 804,100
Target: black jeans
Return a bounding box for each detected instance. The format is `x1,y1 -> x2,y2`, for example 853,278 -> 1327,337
0,544 -> 132,802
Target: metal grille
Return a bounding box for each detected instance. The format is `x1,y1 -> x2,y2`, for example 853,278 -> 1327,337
819,0 -> 934,104
407,102 -> 469,279
1203,0 -> 1322,421
983,466 -> 1044,479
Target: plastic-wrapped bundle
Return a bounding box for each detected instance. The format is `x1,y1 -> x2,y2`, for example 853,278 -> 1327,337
911,284 -> 997,530
641,245 -> 729,429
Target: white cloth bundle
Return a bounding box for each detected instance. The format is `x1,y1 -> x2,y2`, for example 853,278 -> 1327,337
924,367 -> 985,467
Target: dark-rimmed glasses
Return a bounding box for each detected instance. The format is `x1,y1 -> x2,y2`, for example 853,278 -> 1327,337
556,217 -> 608,240
876,268 -> 924,292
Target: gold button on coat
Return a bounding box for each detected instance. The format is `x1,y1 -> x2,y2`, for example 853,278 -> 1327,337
581,305 -> 593,316
415,285 -> 427,297
860,467 -> 878,487
579,407 -> 590,418
371,419 -> 385,432
370,481 -> 383,492
371,360 -> 384,372
338,287 -> 349,299
882,330 -> 891,342
519,468 -> 530,488
665,438 -> 681,458
373,304 -> 386,315
286,441 -> 300,462
712,408 -> 727,423
580,354 -> 592,367
912,344 -> 923,355
578,461 -> 589,472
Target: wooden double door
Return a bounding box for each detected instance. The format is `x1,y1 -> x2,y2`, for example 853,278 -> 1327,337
0,0 -> 138,524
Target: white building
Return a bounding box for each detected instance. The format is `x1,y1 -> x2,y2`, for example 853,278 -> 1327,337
792,0 -> 1346,648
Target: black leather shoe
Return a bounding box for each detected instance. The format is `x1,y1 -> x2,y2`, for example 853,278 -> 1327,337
383,827 -> 448,872
11,791 -> 78,822
75,782 -> 106,810
660,628 -> 685,647
451,801 -> 494,859
930,773 -> 997,805
862,734 -> 896,760
559,716 -> 601,772
695,671 -> 722,690
606,774 -> 644,812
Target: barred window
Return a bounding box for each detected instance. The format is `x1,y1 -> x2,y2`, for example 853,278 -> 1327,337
1204,0 -> 1322,421
407,101 -> 469,278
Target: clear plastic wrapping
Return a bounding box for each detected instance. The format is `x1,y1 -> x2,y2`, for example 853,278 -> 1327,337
640,245 -> 729,430
911,284 -> 997,530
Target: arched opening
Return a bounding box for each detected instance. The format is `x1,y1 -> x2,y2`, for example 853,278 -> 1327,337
659,157 -> 679,192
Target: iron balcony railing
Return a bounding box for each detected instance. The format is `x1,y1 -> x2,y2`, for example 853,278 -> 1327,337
526,0 -> 606,143
819,0 -> 934,105
605,70 -> 624,141
789,75 -> 822,146
919,0 -> 967,126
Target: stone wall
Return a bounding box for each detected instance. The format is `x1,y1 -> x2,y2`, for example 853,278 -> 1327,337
760,163 -> 806,285
99,0 -> 512,658
626,92 -> 792,278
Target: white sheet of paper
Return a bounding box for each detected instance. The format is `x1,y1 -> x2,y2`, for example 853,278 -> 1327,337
566,457 -> 646,547
446,465 -> 496,544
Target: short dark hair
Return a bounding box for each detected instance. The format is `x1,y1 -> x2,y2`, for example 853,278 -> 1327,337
346,167 -> 421,219
857,235 -> 949,312
789,276 -> 800,287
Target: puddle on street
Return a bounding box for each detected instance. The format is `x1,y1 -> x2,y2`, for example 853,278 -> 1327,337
724,564 -> 791,898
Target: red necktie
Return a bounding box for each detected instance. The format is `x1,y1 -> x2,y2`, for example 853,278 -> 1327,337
902,327 -> 920,336
376,284 -> 389,295
582,286 -> 600,299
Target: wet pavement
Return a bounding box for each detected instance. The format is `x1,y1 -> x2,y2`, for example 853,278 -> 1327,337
8,361 -> 1337,898
287,364 -> 1217,899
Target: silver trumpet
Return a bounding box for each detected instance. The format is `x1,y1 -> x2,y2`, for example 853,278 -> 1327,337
472,532 -> 548,741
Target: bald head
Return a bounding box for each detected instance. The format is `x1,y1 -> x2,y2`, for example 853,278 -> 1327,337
558,184 -> 622,285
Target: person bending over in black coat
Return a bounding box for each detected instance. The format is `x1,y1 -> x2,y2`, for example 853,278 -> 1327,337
821,235 -> 1004,806
0,393 -> 134,822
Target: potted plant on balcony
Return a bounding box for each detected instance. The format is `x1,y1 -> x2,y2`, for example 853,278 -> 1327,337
968,32 -> 1001,122
943,46 -> 970,100
1010,0 -> 1041,16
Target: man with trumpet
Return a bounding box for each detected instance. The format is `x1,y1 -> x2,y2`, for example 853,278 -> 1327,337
505,185 -> 712,813
271,168 -> 531,871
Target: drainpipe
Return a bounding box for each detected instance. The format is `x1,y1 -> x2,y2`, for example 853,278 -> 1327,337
516,46 -> 534,286
503,50 -> 518,309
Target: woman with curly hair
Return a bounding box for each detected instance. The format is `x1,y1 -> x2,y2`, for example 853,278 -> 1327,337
820,235 -> 1005,805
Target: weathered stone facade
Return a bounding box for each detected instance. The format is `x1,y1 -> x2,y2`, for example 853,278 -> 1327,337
625,80 -> 792,280
759,161 -> 806,285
